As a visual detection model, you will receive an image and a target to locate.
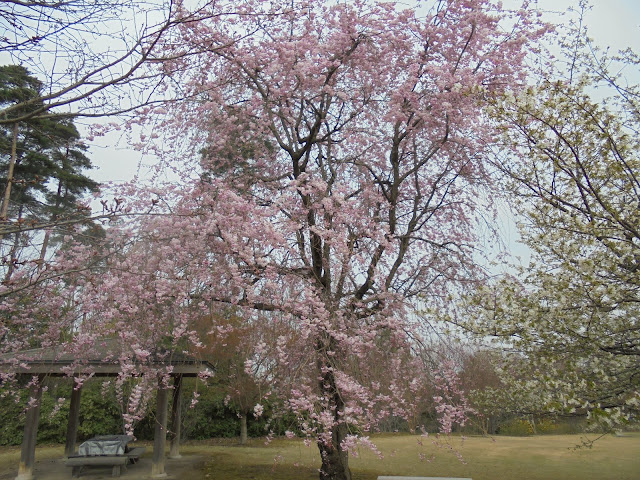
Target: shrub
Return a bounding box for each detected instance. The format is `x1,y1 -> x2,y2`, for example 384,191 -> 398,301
0,391 -> 27,445
497,418 -> 535,436
77,382 -> 123,440
0,377 -> 300,445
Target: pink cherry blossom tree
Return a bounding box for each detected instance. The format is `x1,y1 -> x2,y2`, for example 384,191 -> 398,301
1,1 -> 547,479
129,1 -> 544,478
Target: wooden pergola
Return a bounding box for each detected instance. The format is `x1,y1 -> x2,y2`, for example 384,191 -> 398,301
0,340 -> 214,480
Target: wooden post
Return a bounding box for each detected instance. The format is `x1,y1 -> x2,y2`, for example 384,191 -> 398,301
64,379 -> 82,457
240,413 -> 248,445
16,375 -> 44,480
151,379 -> 169,478
168,374 -> 183,459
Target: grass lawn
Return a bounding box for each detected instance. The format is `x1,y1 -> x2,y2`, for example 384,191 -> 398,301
198,433 -> 640,480
0,433 -> 638,479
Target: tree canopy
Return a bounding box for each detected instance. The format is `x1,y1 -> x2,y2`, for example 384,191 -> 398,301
459,28 -> 640,429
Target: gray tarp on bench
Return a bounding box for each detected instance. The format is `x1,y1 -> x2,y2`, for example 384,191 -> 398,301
77,435 -> 133,456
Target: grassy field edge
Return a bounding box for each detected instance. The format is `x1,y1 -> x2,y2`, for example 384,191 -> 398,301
1,433 -> 638,480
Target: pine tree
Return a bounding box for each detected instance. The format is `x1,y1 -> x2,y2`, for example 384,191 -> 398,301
0,65 -> 99,278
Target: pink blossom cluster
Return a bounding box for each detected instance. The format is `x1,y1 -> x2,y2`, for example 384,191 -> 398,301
432,361 -> 476,434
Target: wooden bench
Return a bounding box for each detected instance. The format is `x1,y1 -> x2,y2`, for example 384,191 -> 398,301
66,447 -> 146,477
66,455 -> 127,478
124,447 -> 146,464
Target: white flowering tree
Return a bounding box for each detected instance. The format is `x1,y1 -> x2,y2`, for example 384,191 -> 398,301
461,34 -> 640,429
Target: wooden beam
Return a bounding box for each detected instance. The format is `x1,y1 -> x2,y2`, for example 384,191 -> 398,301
64,379 -> 82,457
151,379 -> 169,478
169,374 -> 183,459
5,362 -> 211,376
15,375 -> 44,480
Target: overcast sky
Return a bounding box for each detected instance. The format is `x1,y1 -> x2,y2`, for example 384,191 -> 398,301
546,0 -> 640,49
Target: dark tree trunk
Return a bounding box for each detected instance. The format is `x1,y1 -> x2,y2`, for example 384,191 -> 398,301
317,422 -> 351,480
4,203 -> 23,283
316,338 -> 351,480
0,122 -> 18,222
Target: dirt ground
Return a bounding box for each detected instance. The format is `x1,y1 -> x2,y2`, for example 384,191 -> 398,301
0,453 -> 207,480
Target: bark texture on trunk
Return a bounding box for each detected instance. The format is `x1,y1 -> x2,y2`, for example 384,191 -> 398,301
1,122 -> 18,222
317,422 -> 351,480
316,339 -> 351,480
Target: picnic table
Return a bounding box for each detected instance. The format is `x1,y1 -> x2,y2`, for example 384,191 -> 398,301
78,435 -> 132,456
66,435 -> 146,478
